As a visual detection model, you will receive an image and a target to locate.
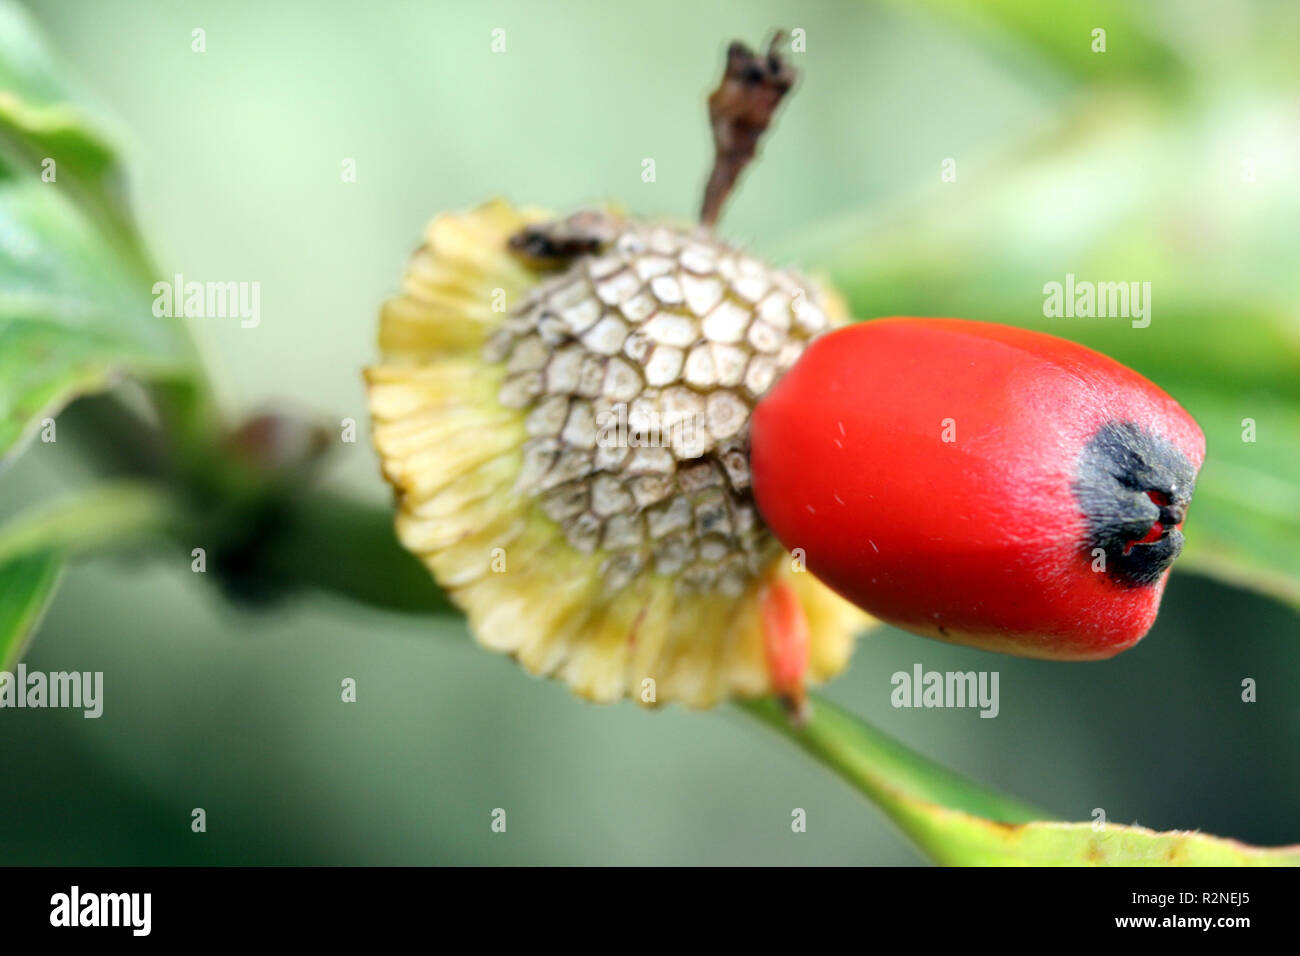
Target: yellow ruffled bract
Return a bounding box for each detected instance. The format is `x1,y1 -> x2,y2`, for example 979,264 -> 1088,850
366,200 -> 867,707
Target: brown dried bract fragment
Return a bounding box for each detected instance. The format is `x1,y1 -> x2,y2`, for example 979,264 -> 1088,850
508,209 -> 622,269
700,33 -> 797,227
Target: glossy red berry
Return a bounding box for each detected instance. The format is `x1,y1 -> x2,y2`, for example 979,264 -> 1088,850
749,317 -> 1206,660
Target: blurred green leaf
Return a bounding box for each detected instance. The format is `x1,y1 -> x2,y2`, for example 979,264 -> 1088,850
888,802 -> 1300,866
794,102 -> 1300,610
0,0 -> 137,246
746,695 -> 1300,865
0,161 -> 195,464
0,0 -> 196,466
0,549 -> 60,670
890,0 -> 1191,96
1166,387 -> 1300,608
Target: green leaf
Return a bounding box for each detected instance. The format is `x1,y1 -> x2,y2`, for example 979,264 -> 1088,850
743,695 -> 1300,865
1165,387 -> 1300,608
0,1 -> 196,465
0,549 -> 61,671
888,0 -> 1191,96
0,0 -> 137,245
0,162 -> 195,462
887,802 -> 1300,867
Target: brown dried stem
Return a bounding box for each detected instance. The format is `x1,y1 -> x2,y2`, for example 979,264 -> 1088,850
699,33 -> 797,228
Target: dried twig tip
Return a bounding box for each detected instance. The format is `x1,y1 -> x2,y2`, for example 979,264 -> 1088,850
699,32 -> 798,227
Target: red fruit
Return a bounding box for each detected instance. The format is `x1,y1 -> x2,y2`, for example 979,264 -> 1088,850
749,318 -> 1206,660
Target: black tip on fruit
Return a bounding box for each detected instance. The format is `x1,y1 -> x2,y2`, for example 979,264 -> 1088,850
1074,421 -> 1197,587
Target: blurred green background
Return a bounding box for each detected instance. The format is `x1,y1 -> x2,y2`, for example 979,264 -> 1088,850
1,0 -> 1297,864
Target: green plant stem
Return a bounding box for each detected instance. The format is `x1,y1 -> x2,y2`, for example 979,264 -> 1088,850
737,695 -> 1047,824
0,481 -> 184,564
256,489 -> 456,615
